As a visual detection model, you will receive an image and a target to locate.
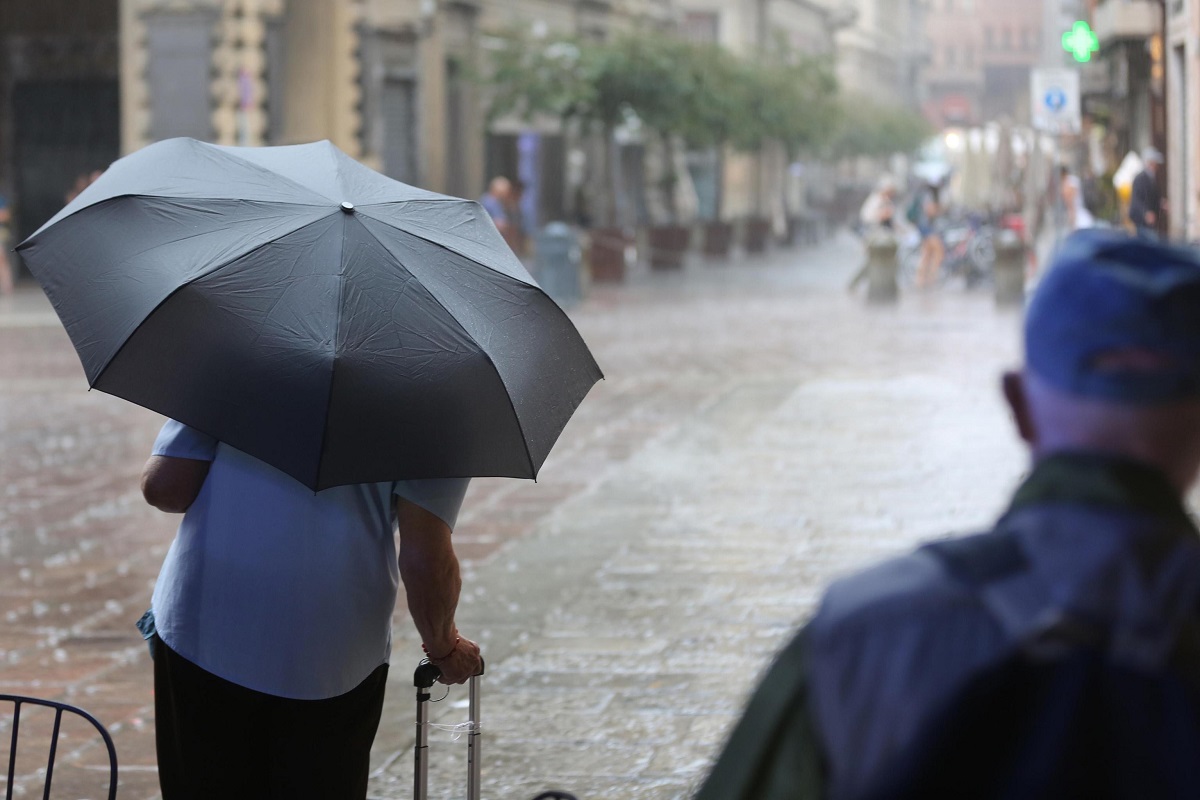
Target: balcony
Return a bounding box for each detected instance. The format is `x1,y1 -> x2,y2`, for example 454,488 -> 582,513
1092,0 -> 1162,46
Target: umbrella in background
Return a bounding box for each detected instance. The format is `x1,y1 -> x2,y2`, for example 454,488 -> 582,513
18,138 -> 602,491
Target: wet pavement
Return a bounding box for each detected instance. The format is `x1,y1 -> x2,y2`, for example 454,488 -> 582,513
0,234 -> 1028,799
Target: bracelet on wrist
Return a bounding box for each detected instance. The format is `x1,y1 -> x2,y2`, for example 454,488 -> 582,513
422,635 -> 461,663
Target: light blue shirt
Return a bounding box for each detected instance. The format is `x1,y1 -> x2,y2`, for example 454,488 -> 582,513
149,420 -> 470,700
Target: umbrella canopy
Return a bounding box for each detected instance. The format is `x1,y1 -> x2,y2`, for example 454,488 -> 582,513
18,138 -> 602,491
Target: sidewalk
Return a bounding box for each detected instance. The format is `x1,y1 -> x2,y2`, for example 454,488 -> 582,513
0,233 -> 1026,799
367,232 -> 1026,798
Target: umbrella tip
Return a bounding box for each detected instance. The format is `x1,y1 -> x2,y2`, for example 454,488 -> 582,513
341,202 -> 355,213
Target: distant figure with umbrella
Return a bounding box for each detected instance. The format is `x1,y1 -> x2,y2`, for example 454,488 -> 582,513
19,138 -> 602,800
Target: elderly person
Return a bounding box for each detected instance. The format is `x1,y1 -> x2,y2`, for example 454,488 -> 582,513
140,422 -> 482,800
701,231 -> 1200,799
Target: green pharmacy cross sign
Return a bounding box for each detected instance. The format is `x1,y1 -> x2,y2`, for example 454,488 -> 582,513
1063,21 -> 1099,63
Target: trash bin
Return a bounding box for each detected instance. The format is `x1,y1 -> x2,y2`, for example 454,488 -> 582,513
535,222 -> 583,308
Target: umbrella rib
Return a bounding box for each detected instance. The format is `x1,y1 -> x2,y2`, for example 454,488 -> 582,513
352,217 -> 538,479
356,203 -> 538,287
311,214 -> 351,491
207,140 -> 342,205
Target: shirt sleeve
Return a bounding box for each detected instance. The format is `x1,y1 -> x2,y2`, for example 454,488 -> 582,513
394,478 -> 471,530
151,420 -> 219,462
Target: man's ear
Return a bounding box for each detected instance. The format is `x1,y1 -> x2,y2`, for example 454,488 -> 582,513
1002,370 -> 1037,446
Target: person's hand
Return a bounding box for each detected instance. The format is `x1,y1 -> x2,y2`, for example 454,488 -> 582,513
433,635 -> 482,685
1146,211 -> 1157,226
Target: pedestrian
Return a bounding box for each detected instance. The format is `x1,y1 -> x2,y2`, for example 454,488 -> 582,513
698,231 -> 1200,799
0,191 -> 13,296
480,176 -> 515,246
1129,147 -> 1165,239
139,421 -> 482,800
907,179 -> 944,288
848,178 -> 898,293
1059,164 -> 1094,231
507,178 -> 529,257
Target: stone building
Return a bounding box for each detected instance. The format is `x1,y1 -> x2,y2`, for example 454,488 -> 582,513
836,0 -> 927,108
0,1 -> 121,252
1165,0 -> 1197,239
922,0 -> 1046,127
0,0 -> 675,261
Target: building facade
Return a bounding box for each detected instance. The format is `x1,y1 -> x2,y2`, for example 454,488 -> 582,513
1166,0 -> 1198,239
0,0 -> 678,258
922,0 -> 1046,128
836,0 -> 927,109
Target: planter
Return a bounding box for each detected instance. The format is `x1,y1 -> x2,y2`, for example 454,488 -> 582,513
743,216 -> 772,255
647,224 -> 690,270
588,227 -> 629,283
702,220 -> 734,258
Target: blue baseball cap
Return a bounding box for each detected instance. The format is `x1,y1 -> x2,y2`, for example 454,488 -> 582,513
1026,230 -> 1200,404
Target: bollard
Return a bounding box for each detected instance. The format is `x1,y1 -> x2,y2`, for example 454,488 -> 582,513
993,229 -> 1026,307
535,222 -> 583,308
865,230 -> 899,304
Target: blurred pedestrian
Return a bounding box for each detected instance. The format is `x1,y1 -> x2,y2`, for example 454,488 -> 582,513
848,178 -> 899,292
140,422 -> 482,800
480,176 -> 515,246
0,192 -> 12,295
699,231 -> 1200,800
1129,147 -> 1165,239
908,180 -> 944,288
508,178 -> 529,257
859,178 -> 898,232
1059,165 -> 1094,231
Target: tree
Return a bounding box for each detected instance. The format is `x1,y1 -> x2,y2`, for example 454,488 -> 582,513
829,96 -> 931,159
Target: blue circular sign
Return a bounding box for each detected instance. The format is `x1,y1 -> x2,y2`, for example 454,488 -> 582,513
1045,88 -> 1068,112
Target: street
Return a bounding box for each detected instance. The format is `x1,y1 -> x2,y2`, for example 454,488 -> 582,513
0,233 -> 1028,799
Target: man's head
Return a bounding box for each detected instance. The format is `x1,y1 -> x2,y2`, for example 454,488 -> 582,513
487,176 -> 512,201
1004,231 -> 1200,491
1143,147 -> 1164,176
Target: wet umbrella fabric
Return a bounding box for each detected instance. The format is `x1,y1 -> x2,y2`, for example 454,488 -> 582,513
18,138 -> 602,491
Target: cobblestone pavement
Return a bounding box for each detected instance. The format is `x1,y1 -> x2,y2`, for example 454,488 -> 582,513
0,234 -> 1028,799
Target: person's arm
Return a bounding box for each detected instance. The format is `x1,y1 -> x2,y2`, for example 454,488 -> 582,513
1062,180 -> 1078,229
141,456 -> 211,513
396,496 -> 482,685
141,420 -> 217,513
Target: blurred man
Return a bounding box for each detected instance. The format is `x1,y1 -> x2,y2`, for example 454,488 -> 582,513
480,176 -> 515,245
699,232 -> 1200,799
1129,147 -> 1164,239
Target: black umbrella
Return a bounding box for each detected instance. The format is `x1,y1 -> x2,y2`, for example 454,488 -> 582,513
18,138 -> 602,490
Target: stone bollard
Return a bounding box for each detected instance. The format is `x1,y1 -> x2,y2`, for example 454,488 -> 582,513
536,223 -> 584,308
993,230 -> 1026,307
865,230 -> 899,304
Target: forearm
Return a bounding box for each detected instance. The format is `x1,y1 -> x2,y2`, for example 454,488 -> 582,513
398,527 -> 463,654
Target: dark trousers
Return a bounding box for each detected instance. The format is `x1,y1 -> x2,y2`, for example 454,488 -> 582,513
153,636 -> 388,800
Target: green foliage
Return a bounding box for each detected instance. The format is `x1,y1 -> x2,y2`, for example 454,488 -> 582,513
829,96 -> 931,159
734,55 -> 839,155
484,31 -> 596,124
484,28 -> 843,154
